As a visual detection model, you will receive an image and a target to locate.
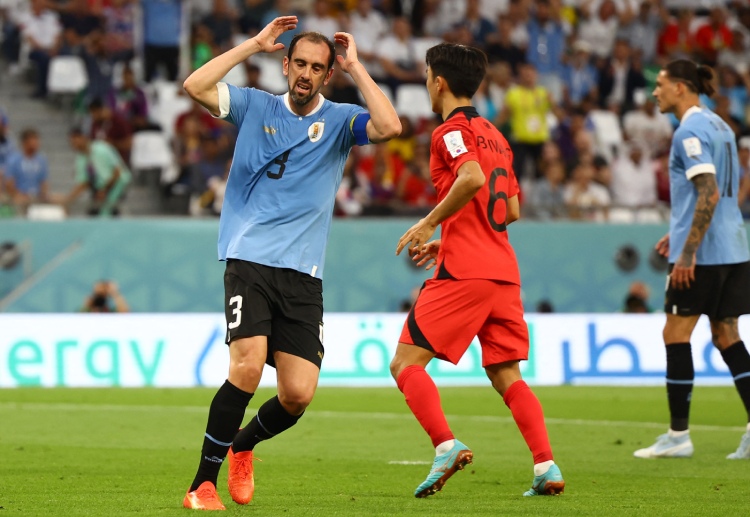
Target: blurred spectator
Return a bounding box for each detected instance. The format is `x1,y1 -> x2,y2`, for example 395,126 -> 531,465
597,38 -> 646,114
105,66 -> 150,131
530,159 -> 567,219
718,30 -> 749,72
194,159 -> 231,216
451,0 -> 494,48
83,29 -> 116,102
172,114 -> 204,192
623,280 -> 650,313
716,65 -> 749,128
578,0 -> 631,59
484,16 -> 525,73
347,0 -> 388,79
473,76 -> 500,122
536,299 -> 554,313
58,26 -> 86,57
303,0 -> 339,36
387,115 -> 416,162
653,148 -> 670,204
505,0 -> 529,49
335,152 -> 368,216
323,69 -> 362,105
142,0 -> 183,81
88,98 -> 133,164
657,9 -> 695,60
175,101 -> 221,138
554,108 -> 592,169
3,128 -> 50,210
376,16 -> 423,95
564,160 -> 611,220
52,0 -> 102,36
261,0 -> 300,51
239,0 -> 273,34
714,95 -> 742,136
617,0 -> 668,65
192,23 -> 217,70
358,143 -> 405,215
65,128 -> 132,216
525,0 -> 567,101
102,0 -> 135,62
201,0 -> 237,49
0,109 -> 15,177
395,140 -> 436,210
694,7 -> 733,66
189,137 -> 226,214
561,40 -> 598,109
82,280 -> 129,312
622,95 -> 673,156
610,141 -> 656,208
422,0 -> 466,38
19,0 -> 63,98
498,63 -> 555,180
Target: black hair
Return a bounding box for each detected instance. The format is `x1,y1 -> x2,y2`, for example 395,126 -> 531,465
664,59 -> 716,97
425,43 -> 488,99
19,128 -> 38,141
287,32 -> 335,70
69,127 -> 85,138
88,97 -> 104,110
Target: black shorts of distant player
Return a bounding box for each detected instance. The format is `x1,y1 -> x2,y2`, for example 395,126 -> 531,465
664,261 -> 750,318
224,259 -> 324,368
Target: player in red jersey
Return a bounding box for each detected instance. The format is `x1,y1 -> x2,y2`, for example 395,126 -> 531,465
390,43 -> 565,499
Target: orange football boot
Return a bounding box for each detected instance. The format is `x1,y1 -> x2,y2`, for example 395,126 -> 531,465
183,481 -> 226,510
227,447 -> 256,504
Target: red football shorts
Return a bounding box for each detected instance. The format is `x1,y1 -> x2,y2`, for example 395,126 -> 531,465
399,278 -> 529,367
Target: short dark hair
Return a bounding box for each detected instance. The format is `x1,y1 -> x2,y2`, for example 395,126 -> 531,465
425,43 -> 488,99
287,32 -> 335,70
664,59 -> 715,97
69,127 -> 86,138
20,128 -> 38,141
88,97 -> 104,111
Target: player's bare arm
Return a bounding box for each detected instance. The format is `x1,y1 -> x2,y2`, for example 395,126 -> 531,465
672,172 -> 719,290
183,16 -> 298,116
507,194 -> 520,224
333,32 -> 401,143
396,160 -> 485,256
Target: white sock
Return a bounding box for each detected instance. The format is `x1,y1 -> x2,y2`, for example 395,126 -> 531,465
668,429 -> 690,438
533,460 -> 555,476
435,439 -> 455,456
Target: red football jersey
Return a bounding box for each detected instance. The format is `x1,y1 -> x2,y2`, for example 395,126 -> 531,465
429,107 -> 520,284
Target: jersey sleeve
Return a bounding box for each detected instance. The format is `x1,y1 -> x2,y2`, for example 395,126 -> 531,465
674,127 -> 716,180
433,121 -> 479,176
216,83 -> 265,128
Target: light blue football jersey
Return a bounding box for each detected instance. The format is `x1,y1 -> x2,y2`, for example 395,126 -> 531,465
217,84 -> 368,278
668,106 -> 749,265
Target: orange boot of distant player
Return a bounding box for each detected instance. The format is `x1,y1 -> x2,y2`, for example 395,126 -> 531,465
183,481 -> 226,510
227,447 -> 256,504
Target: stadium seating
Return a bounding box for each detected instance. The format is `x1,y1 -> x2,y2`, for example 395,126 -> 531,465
253,56 -> 288,94
46,56 -> 89,95
222,64 -> 248,88
395,84 -> 434,122
130,130 -> 174,182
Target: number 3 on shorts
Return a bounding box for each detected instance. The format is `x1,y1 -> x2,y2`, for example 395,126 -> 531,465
228,295 -> 243,329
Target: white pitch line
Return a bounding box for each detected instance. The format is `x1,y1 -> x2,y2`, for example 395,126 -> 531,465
0,402 -> 745,432
388,461 -> 431,465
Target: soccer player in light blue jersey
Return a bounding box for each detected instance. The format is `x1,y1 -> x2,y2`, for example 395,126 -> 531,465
181,17 -> 401,510
634,60 -> 750,461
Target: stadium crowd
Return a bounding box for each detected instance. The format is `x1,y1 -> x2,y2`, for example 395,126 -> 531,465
1,0 -> 750,219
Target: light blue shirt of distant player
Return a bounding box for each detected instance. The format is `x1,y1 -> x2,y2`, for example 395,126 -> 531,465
215,83 -> 368,279
668,106 -> 750,265
5,151 -> 48,196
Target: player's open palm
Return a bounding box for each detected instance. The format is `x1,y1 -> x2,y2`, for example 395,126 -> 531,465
333,32 -> 359,73
412,240 -> 441,270
255,16 -> 298,53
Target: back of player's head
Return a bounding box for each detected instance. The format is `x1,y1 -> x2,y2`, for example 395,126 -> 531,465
425,43 -> 488,99
288,32 -> 336,71
664,60 -> 715,97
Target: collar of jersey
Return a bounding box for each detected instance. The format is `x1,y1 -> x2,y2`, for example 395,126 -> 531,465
681,105 -> 702,124
444,106 -> 479,122
283,93 -> 326,117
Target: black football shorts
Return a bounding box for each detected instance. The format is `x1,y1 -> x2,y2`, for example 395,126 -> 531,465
223,259 -> 324,368
664,261 -> 750,320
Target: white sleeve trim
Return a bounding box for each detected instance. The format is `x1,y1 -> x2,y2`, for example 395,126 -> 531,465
685,163 -> 716,180
213,82 -> 230,119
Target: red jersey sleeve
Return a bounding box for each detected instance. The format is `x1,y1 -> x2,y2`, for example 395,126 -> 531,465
434,122 -> 479,176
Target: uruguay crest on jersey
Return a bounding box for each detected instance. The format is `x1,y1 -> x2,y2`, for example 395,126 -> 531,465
308,121 -> 324,142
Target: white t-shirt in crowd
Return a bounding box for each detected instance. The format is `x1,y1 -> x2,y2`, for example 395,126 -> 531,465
18,9 -> 62,50
611,156 -> 657,207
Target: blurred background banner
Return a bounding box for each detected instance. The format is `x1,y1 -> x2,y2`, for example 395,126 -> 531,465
0,313 -> 742,388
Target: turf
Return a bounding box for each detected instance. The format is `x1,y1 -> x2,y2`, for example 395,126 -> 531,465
1,386 -> 749,516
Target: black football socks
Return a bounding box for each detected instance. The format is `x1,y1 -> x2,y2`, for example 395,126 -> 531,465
190,380 -> 253,491
232,395 -> 302,453
665,342 -> 694,432
720,341 -> 750,422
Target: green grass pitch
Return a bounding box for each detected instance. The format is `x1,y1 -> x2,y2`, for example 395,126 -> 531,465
1,386 -> 749,516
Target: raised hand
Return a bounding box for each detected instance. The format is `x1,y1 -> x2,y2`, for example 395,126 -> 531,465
333,32 -> 360,74
254,16 -> 298,53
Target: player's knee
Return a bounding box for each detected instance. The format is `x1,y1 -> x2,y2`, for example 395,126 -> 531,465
228,359 -> 263,390
278,390 -> 312,416
389,357 -> 405,380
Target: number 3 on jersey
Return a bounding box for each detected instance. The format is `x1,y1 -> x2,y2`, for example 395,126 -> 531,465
228,295 -> 243,329
487,168 -> 508,232
267,150 -> 291,179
